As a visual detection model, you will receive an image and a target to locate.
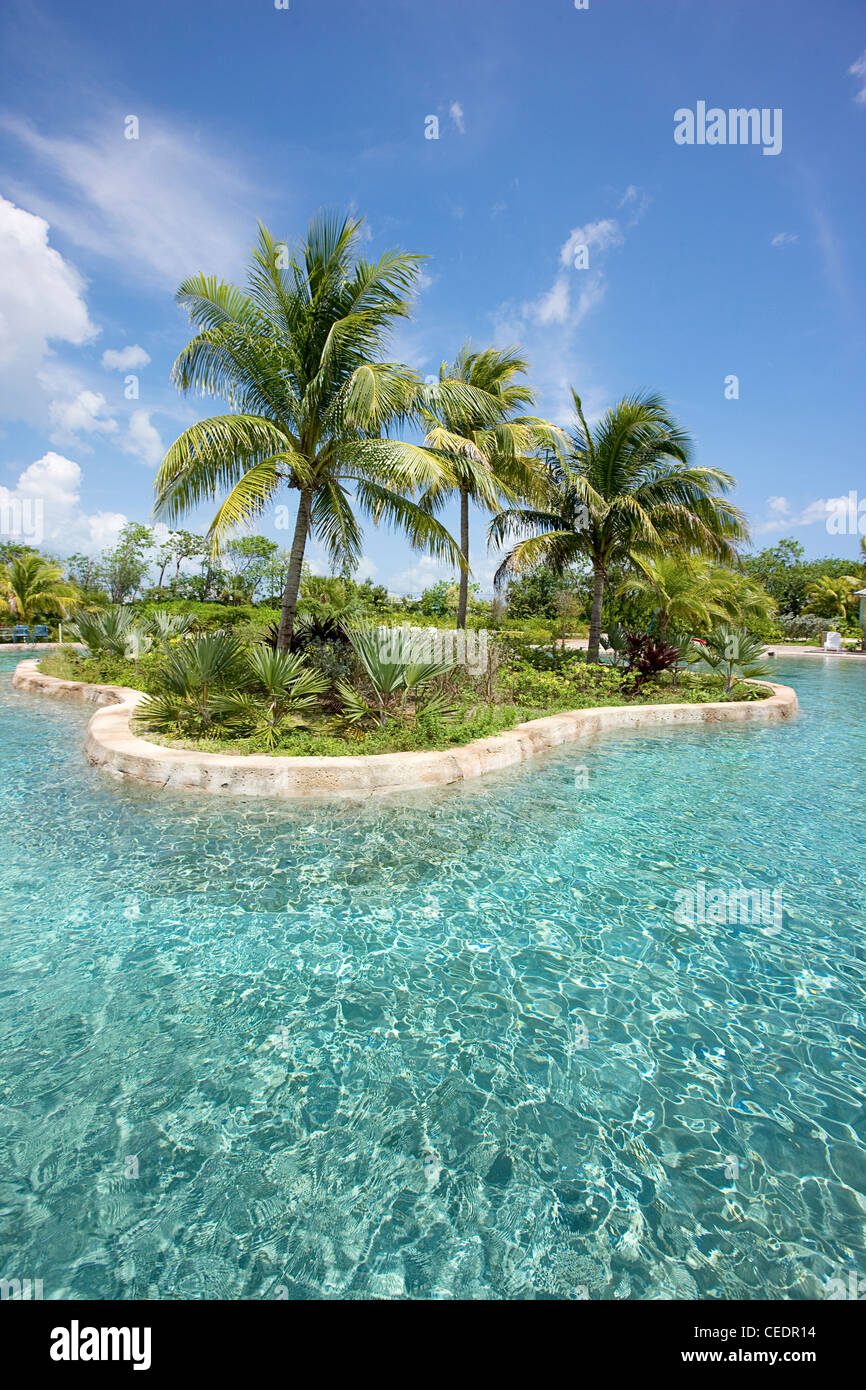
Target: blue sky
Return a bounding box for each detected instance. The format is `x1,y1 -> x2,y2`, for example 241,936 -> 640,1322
1,0 -> 864,594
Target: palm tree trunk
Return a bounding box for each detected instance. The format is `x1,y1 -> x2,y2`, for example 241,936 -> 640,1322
456,488 -> 469,630
587,565 -> 605,663
276,489 -> 312,651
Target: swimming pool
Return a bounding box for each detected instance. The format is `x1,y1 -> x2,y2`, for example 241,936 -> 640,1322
0,652 -> 863,1299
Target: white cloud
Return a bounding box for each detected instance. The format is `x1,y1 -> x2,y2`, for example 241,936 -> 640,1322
2,114 -> 260,286
491,209 -> 630,422
122,409 -> 164,468
753,496 -> 841,535
848,50 -> 866,104
771,232 -> 799,247
355,555 -> 378,581
0,196 -> 97,425
102,345 -> 151,370
533,276 -> 571,326
559,218 -> 624,267
48,389 -> 117,448
449,102 -> 465,134
0,451 -> 127,553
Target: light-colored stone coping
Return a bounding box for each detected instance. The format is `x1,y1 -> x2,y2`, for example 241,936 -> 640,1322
11,658 -> 798,800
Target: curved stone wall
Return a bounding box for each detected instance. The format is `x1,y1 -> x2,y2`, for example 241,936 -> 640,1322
12,659 -> 799,800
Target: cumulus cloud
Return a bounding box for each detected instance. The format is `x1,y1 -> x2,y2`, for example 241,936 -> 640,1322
101,345 -> 151,370
2,114 -> 261,286
0,196 -> 97,425
0,452 -> 127,553
122,409 -> 164,468
449,102 -> 465,134
48,389 -> 118,448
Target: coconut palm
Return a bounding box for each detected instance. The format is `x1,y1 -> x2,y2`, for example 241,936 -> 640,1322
418,345 -> 564,628
491,391 -> 747,662
6,554 -> 77,627
618,555 -> 774,637
154,214 -> 479,650
803,573 -> 861,624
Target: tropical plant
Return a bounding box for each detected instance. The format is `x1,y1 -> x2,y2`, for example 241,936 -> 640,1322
6,554 -> 77,627
154,213 -> 475,650
492,391 -> 747,662
337,621 -> 457,726
688,627 -> 770,694
803,573 -> 861,624
620,630 -> 681,690
210,645 -> 330,747
144,609 -> 196,648
134,634 -> 245,735
69,605 -> 145,656
599,621 -> 630,668
418,344 -> 563,627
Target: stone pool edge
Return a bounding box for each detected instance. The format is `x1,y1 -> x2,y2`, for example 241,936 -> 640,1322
11,659 -> 799,800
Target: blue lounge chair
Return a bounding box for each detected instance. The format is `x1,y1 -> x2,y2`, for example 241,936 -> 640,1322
31,625 -> 50,642
0,627 -> 13,643
12,625 -> 30,643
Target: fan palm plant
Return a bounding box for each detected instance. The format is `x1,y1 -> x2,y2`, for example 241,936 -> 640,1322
491,391 -> 747,662
418,344 -> 564,628
7,554 -> 77,627
145,609 -> 196,650
337,620 -> 457,726
154,213 -> 479,650
689,627 -> 769,693
211,645 -> 330,747
135,634 -> 246,735
69,606 -> 146,656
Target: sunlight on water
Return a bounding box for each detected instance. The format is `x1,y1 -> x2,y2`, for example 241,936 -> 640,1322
0,651 -> 864,1299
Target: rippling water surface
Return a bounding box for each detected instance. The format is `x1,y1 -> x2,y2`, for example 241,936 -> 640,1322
0,651 -> 864,1300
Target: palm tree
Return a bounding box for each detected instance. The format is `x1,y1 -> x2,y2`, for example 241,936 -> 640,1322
618,555 -> 774,637
418,345 -> 563,628
491,391 -> 747,661
804,573 -> 861,624
154,214 -> 472,650
6,554 -> 77,627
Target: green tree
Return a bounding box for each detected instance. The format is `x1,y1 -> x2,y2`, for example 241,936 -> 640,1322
154,214 -> 469,650
102,523 -> 153,603
505,565 -> 584,621
491,391 -> 747,662
418,344 -> 562,628
227,534 -> 279,602
6,553 -> 77,625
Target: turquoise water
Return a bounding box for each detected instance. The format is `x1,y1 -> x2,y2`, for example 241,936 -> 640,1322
0,651 -> 864,1300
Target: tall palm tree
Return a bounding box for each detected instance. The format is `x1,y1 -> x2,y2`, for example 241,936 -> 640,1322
154,214 -> 474,649
418,345 -> 564,628
491,391 -> 747,661
6,554 -> 77,626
